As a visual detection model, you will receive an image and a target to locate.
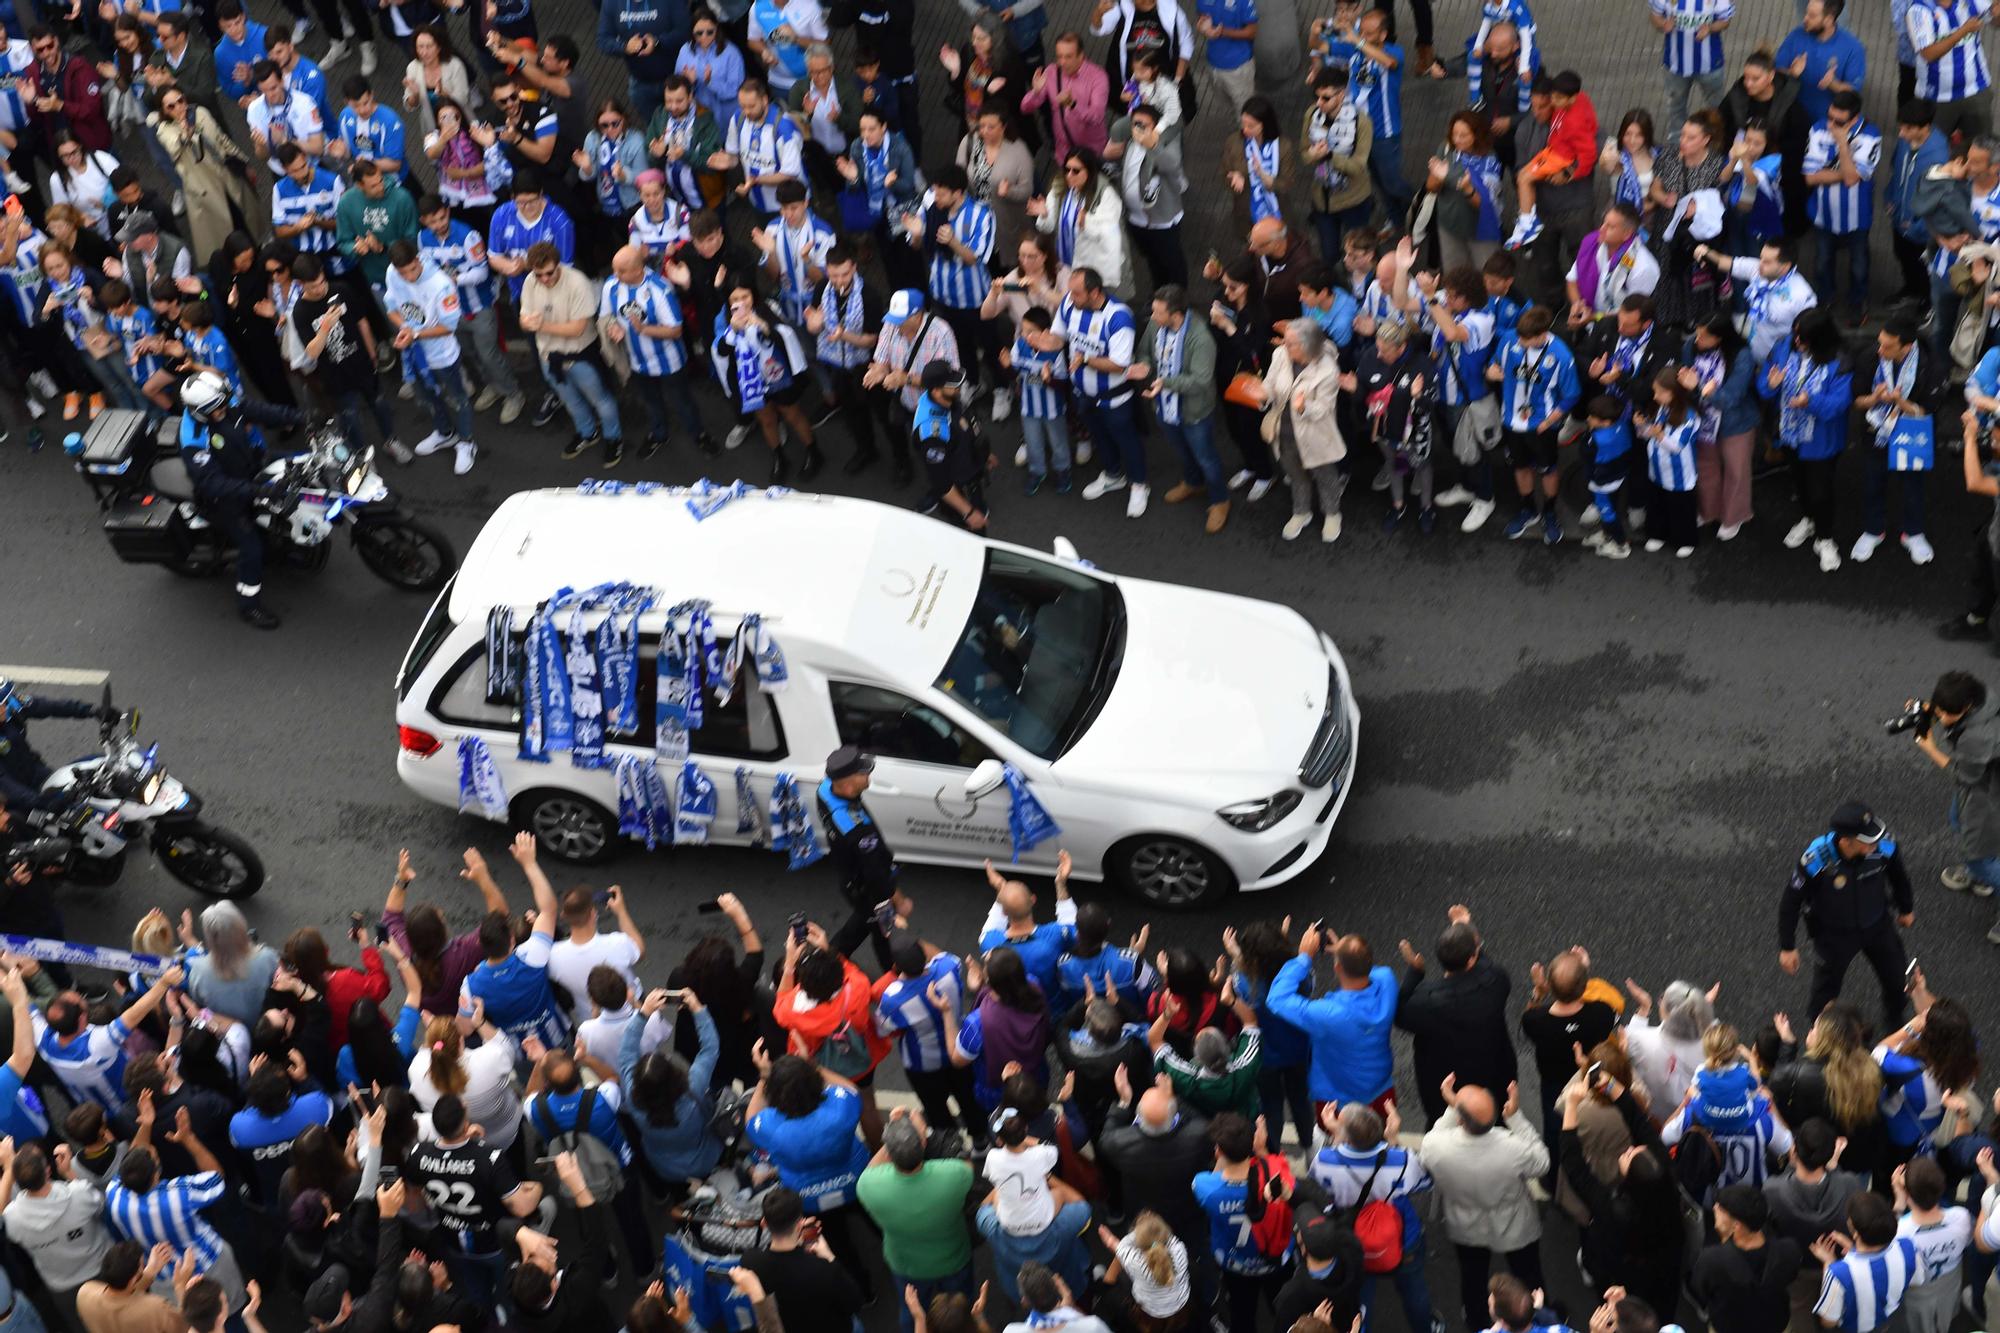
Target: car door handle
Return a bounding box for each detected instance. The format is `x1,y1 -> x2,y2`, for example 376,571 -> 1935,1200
870,782 -> 902,795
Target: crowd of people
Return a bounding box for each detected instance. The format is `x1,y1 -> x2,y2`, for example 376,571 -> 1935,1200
1,779 -> 1999,1333
11,0 -> 2000,588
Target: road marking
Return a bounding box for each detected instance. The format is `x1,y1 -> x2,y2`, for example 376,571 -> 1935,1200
0,665 -> 111,688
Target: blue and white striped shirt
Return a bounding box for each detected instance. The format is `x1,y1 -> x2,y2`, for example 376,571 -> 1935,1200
1652,0 -> 1733,76
1055,295 -> 1138,404
875,953 -> 963,1073
337,103 -> 407,179
1803,119 -> 1881,235
106,305 -> 164,383
0,40 -> 33,133
925,196 -> 995,310
1348,41 -> 1404,138
1815,1238 -> 1925,1333
272,168 -> 344,259
1009,334 -> 1067,418
33,1014 -> 131,1112
769,212 -> 835,324
600,272 -> 687,377
187,327 -> 241,395
628,200 -> 691,262
814,277 -> 872,369
1426,304 -> 1495,406
1151,321 -> 1188,424
419,220 -> 497,315
726,109 -> 806,215
1876,1045 -> 1948,1152
1645,412 -> 1699,490
105,1172 -> 226,1285
1907,0 -> 1992,103
1496,335 -> 1579,431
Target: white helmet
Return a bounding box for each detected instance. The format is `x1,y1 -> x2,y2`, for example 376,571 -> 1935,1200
179,370 -> 229,419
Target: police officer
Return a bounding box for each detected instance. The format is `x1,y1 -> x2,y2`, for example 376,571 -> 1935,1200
815,743 -> 896,967
0,678 -> 115,814
1777,800 -> 1916,1029
177,370 -> 308,630
913,359 -> 989,531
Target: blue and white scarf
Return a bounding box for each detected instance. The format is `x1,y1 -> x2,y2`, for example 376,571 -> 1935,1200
735,766 -> 767,841
566,614 -> 607,768
456,736 -> 508,819
1153,323 -> 1184,425
594,135 -> 628,215
1612,149 -> 1646,212
858,140 -> 891,216
738,612 -> 789,691
1058,188 -> 1083,265
1001,762 -> 1061,860
521,605 -> 574,762
1692,347 -> 1724,446
596,612 -> 641,738
1244,136 -> 1283,222
1866,349 -> 1921,442
685,477 -> 753,521
485,606 -> 520,704
675,760 -> 718,845
1778,356 -> 1831,448
769,772 -> 825,868
615,754 -> 675,848
734,329 -> 770,412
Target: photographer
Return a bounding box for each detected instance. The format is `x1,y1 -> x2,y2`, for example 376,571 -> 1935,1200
1908,671 -> 2000,931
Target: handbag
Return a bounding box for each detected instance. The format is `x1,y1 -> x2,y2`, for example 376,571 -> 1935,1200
1888,415 -> 1935,472
837,184 -> 876,234
1451,387 -> 1501,466
1223,369 -> 1265,409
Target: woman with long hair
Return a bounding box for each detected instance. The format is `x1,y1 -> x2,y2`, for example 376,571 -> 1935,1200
186,901 -> 281,1024
948,946 -> 1051,1109
207,229 -> 299,407
1100,1211 -> 1191,1333
1227,95 -> 1296,234
1767,1001 -> 1886,1178
1759,307 -> 1852,573
574,97 -> 649,268
745,1053 -> 874,1297
1648,108 -> 1730,332
1028,147 -> 1130,296
1560,1068 -> 1684,1314
957,104 -> 1034,265
1598,109 -> 1656,214
711,279 -> 821,482
1637,366 -> 1700,555
623,985 -> 724,1188
45,133 -> 118,238
1555,1035 -> 1650,1222
666,892 -> 764,1090
149,84 -> 256,264
383,848 -> 491,1016
400,23 -> 471,140
338,937 -> 423,1094
1681,313 -> 1757,540
1226,920 -> 1311,1148
1146,947 -> 1220,1061
422,97 -> 503,233
42,203 -> 113,273
407,1003 -> 523,1151
1426,109 -> 1503,272
1210,255 -> 1276,499
940,14 -> 1027,147
1876,989 -> 1980,1166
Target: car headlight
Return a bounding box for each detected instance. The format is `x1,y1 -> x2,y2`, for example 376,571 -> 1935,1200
1217,789 -> 1304,832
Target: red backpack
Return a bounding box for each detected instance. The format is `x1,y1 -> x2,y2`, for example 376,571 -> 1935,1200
1340,1148 -> 1406,1274
1246,1153 -> 1298,1259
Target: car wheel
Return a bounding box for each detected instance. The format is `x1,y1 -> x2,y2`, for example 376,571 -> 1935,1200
1109,835 -> 1236,909
516,790 -> 616,864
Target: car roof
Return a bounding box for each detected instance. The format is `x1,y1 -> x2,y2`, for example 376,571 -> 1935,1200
448,487 -> 983,685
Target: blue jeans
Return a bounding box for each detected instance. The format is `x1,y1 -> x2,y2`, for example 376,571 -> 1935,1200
1086,396 -> 1147,485
1369,133 -> 1412,224
1948,800 -> 2000,888
1816,229 -> 1869,312
975,1201 -> 1093,1303
631,368 -> 703,441
419,358 -> 476,442
544,354 -> 623,441
1862,445 -> 1928,538
1159,412 -> 1226,503
626,73 -> 666,121
893,1264 -> 975,1333
1020,413 -> 1071,477
334,386 -> 398,446
1360,1243 -> 1438,1333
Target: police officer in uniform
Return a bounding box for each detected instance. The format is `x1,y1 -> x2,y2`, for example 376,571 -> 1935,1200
1777,800 -> 1916,1029
913,360 -> 989,531
815,744 -> 898,967
0,678 -> 116,814
177,370 -> 309,630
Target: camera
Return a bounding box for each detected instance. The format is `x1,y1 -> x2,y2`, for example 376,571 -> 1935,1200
1885,699 -> 1935,738
3,835 -> 72,877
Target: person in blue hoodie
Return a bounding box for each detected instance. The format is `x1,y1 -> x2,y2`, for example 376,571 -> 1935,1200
1265,921 -> 1398,1116
1054,902 -> 1155,1013
1888,100 -> 1950,309
1661,1021 -> 1795,1195
597,0 -> 691,121
1759,308 -> 1853,574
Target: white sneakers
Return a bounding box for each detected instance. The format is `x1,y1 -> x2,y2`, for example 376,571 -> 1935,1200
1577,503 -> 1601,528
1125,483 -> 1150,519
990,389 -> 1013,422
1461,497 -> 1495,533
1247,478 -> 1274,502
1322,513 -> 1342,543
1014,444 -> 1028,467
453,441 -> 477,475
1815,538 -> 1841,573
1850,532 -> 1883,562
1675,545 -> 1694,559
1434,485 -> 1474,508
725,423 -> 753,450
1281,514 -> 1312,541
1783,517 -> 1815,549
1597,540 -> 1631,560
359,40 -> 378,75
1644,538 -> 1665,553
1081,472 -> 1128,501
1904,533 -> 1936,565
1717,522 -> 1742,541
1228,469 -> 1255,490
413,430 -> 452,456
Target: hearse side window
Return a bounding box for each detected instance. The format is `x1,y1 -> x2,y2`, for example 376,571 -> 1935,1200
828,682 -> 992,768
431,635 -> 787,760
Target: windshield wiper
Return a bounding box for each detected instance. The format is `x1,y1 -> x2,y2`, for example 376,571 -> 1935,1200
1052,594 -> 1125,756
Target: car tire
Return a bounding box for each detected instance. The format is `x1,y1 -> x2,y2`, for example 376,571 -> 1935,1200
1108,834 -> 1236,909
514,790 -> 617,865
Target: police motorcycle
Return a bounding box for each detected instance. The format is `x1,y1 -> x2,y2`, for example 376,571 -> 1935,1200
65,401 -> 456,593
32,685 -> 264,898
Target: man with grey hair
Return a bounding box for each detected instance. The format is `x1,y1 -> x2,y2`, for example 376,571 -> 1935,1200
1306,1100 -> 1443,1333
1150,980 -> 1261,1120
1419,1075 -> 1548,1332
1053,991 -> 1154,1140
1100,1070 -> 1211,1245
856,1107 -> 977,1320
786,44 -> 861,190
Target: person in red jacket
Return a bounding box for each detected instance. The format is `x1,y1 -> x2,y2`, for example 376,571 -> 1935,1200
21,25 -> 110,176
774,922 -> 893,1148
281,924 -> 390,1053
1505,69 -> 1598,250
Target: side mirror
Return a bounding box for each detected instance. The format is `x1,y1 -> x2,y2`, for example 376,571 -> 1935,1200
964,758 -> 1007,800
1051,536 -> 1079,562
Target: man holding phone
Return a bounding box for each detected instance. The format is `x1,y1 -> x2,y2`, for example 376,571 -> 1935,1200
547,884 -> 645,1026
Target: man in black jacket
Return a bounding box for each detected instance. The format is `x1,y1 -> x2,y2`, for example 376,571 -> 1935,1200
0,678 -> 112,814
1272,1212 -> 1366,1331
1693,1186 -> 1803,1333
176,370 -> 309,629
1852,319 -> 1947,567
1395,903 -> 1516,1125
1098,1075 -> 1211,1244
510,1153 -> 613,1333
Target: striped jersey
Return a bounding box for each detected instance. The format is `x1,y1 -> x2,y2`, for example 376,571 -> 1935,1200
628,199 -> 691,262
105,1172 -> 226,1285
725,109 -> 806,214
462,932 -> 570,1048
814,277 -> 872,369
599,272 -> 687,377
1661,1087 -> 1793,1187
1496,335 -> 1580,431
0,40 -> 32,133
875,952 -> 964,1073
1348,41 -> 1404,137
1875,1045 -> 1949,1151
1645,412 -> 1699,490
1009,334 -> 1067,419
272,167 -> 344,258
246,89 -> 324,169
33,1014 -> 132,1112
1653,0 -> 1733,76
1308,1141 -> 1434,1207
1053,295 -> 1138,404
1803,119 -> 1881,235
1425,304 -> 1495,405
106,304 -> 164,382
44,271 -> 94,348
924,196 -> 995,310
768,212 -> 835,324
1897,1210 -> 1972,1286
1815,1238 -> 1925,1333
419,219 -> 497,314
284,54 -> 332,124
1907,0 -> 1992,103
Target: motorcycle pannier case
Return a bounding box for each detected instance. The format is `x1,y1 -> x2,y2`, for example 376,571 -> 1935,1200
76,408 -> 154,477
102,493 -> 188,563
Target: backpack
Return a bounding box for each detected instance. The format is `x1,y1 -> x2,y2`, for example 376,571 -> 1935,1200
1338,1149 -> 1406,1275
813,1018 -> 875,1080
537,1088 -> 623,1201
1246,1152 -> 1297,1260
1670,1122 -> 1724,1208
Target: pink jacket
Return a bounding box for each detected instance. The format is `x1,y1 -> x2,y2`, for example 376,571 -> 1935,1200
1020,59 -> 1109,162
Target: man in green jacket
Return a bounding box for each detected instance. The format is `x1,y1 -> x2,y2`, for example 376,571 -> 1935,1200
1150,979 -> 1262,1120
1135,284 -> 1230,534
336,160 -> 418,293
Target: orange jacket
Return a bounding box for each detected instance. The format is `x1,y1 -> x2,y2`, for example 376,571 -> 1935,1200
775,956 -> 893,1074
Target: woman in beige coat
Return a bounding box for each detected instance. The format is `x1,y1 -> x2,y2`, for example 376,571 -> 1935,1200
1257,319 -> 1347,543
149,90 -> 256,264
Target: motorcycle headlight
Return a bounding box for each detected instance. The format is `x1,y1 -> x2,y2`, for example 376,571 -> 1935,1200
346,465 -> 368,496
1217,789 -> 1304,832
140,772 -> 162,804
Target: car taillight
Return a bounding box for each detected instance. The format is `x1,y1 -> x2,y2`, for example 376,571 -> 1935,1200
398,725 -> 442,757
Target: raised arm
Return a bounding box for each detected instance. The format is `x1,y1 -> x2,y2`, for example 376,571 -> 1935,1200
717,891 -> 761,955
1,968 -> 32,1077
605,884 -> 645,961
508,832 -> 560,930
460,847 -> 509,915
384,848 -> 416,916
118,965 -> 187,1031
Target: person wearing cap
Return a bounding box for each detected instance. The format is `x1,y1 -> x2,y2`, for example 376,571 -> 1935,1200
815,744 -> 898,967
1777,801 -> 1915,1029
111,211 -> 192,308
1693,1184 -> 1804,1333
863,286 -> 960,487
856,1107 -> 978,1331
914,359 -> 990,531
